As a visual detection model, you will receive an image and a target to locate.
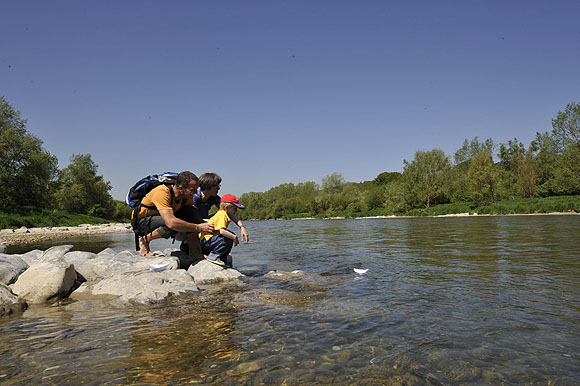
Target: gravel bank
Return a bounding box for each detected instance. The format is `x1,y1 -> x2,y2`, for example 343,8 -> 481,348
0,223 -> 132,247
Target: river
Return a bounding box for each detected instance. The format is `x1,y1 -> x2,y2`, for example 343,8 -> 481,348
1,215 -> 579,384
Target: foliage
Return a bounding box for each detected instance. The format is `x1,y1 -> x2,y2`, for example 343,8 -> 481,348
2,96 -> 580,225
402,149 -> 451,208
0,207 -> 120,229
54,154 -> 114,215
467,150 -> 497,205
0,97 -> 58,210
552,101 -> 580,149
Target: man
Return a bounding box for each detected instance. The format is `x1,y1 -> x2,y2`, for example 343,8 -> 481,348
195,172 -> 249,243
133,171 -> 214,257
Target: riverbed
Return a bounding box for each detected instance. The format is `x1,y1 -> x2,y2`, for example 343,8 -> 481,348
1,216 -> 579,384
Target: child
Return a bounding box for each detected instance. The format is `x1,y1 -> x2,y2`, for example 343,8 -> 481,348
200,194 -> 245,267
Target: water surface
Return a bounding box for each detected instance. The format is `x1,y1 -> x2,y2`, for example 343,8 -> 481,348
1,216 -> 579,384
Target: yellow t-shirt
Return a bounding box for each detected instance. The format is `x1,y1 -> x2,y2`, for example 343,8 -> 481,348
202,209 -> 231,241
134,184 -> 194,219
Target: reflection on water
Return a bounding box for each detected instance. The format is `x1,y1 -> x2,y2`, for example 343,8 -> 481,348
1,216 -> 579,384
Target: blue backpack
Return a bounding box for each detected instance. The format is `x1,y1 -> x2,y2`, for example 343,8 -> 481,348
126,172 -> 178,208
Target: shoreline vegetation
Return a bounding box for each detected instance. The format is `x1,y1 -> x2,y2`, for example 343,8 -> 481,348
1,195 -> 578,247
2,97 -> 579,247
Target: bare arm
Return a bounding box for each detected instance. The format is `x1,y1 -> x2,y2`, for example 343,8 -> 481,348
158,209 -> 214,234
219,228 -> 239,246
229,212 -> 249,243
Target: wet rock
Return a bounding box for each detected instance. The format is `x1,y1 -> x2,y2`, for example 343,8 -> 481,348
187,259 -> 245,285
11,255 -> 77,304
0,283 -> 27,316
74,269 -> 198,304
0,254 -> 29,285
266,270 -> 307,280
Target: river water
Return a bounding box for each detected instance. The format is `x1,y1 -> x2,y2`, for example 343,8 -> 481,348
1,216 -> 579,385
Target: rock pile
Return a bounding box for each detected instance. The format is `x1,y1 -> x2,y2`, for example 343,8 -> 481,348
0,245 -> 245,316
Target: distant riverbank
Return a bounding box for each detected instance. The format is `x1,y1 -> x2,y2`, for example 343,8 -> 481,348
0,223 -> 132,247
2,212 -> 579,248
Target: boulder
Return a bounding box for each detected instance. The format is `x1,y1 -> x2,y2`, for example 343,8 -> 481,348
73,269 -> 198,304
0,254 -> 29,285
66,249 -> 180,281
0,245 -> 6,253
0,283 -> 27,316
11,254 -> 78,304
188,259 -> 245,285
18,249 -> 44,265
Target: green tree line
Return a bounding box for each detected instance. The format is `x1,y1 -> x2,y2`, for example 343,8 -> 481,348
238,101 -> 580,219
0,96 -> 129,221
2,96 -> 579,223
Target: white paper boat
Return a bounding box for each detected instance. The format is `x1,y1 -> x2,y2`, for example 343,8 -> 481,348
149,263 -> 169,272
354,268 -> 368,275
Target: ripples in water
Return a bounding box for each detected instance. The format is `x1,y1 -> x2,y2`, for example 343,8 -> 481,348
1,216 -> 579,384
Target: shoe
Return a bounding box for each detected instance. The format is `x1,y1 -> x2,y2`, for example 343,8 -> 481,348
224,254 -> 233,268
206,256 -> 225,267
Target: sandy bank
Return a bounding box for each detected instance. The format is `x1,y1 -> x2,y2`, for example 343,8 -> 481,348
0,223 -> 132,247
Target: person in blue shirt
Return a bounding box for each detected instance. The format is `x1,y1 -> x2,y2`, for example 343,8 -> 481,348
194,173 -> 249,243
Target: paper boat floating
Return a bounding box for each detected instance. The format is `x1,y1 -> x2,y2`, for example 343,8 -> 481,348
149,263 -> 169,272
354,268 -> 368,275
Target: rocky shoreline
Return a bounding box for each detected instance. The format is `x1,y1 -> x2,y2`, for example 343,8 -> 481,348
0,223 -> 132,247
0,244 -> 251,316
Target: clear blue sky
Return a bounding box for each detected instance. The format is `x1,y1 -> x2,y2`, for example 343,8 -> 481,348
1,1 -> 579,200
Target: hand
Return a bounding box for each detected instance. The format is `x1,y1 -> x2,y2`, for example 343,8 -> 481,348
198,222 -> 215,234
233,235 -> 239,246
240,226 -> 249,244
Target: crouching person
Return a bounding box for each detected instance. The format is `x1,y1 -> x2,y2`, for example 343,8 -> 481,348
133,171 -> 214,258
200,194 -> 246,267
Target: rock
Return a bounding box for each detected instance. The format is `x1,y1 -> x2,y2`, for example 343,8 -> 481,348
65,249 -> 179,282
74,269 -> 198,304
0,246 -> 6,253
266,270 -> 307,280
15,226 -> 30,234
0,254 -> 29,285
187,259 -> 245,285
41,245 -> 75,262
19,249 -> 43,265
11,255 -> 78,304
0,283 -> 27,316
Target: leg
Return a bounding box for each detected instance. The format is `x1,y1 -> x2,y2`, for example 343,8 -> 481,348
187,232 -> 203,259
139,229 -> 162,256
204,235 -> 234,261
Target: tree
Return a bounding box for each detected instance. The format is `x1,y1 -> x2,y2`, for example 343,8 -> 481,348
54,154 -> 113,214
467,150 -> 497,205
321,172 -> 345,192
552,101 -> 580,149
454,137 -> 495,165
373,171 -> 402,185
0,97 -> 58,210
403,149 -> 451,208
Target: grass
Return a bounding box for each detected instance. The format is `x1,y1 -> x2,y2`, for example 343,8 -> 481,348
0,207 -> 124,229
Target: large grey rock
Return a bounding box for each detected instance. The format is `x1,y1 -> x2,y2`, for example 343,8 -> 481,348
0,283 -> 27,316
41,245 -> 75,262
0,254 -> 29,285
73,269 -> 198,304
18,249 -> 44,265
187,259 -> 245,285
66,249 -> 180,281
11,255 -> 78,304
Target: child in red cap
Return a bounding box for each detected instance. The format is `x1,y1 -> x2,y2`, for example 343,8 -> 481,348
200,194 -> 245,267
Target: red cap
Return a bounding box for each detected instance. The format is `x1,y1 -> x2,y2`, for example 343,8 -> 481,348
220,194 -> 245,209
